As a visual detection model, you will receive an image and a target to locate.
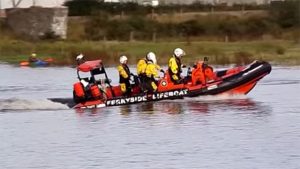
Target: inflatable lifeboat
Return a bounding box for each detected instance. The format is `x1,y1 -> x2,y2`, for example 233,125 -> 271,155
51,59 -> 271,109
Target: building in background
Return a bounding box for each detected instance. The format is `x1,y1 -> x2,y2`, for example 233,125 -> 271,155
6,7 -> 68,39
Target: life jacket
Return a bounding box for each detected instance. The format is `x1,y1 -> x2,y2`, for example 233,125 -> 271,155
118,64 -> 130,83
191,61 -> 216,85
144,62 -> 160,92
204,66 -> 215,81
137,58 -> 147,76
191,61 -> 206,85
145,61 -> 160,79
168,56 -> 182,80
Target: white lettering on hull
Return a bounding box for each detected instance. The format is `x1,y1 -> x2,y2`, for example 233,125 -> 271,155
106,89 -> 188,106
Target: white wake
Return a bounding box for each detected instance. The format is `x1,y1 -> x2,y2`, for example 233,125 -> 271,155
0,98 -> 69,111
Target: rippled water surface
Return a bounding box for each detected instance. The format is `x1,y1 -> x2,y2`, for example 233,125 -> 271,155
0,64 -> 299,169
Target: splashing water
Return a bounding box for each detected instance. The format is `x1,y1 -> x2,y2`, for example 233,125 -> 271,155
0,98 -> 69,111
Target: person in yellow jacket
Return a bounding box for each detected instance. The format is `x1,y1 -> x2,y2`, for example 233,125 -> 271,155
144,52 -> 163,92
137,57 -> 148,77
117,55 -> 131,96
168,48 -> 186,84
136,56 -> 149,89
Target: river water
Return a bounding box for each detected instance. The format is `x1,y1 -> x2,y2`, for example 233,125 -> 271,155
0,63 -> 299,169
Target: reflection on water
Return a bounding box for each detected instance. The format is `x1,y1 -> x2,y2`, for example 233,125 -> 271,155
74,97 -> 271,118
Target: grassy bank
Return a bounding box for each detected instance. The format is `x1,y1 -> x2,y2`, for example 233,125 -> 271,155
0,40 -> 299,66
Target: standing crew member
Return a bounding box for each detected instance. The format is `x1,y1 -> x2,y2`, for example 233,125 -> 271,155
137,57 -> 148,77
168,48 -> 186,84
117,55 -> 131,96
144,52 -> 162,93
136,56 -> 148,88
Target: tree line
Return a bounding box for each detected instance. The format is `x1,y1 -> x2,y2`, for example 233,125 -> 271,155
63,0 -> 299,41
64,0 -> 268,16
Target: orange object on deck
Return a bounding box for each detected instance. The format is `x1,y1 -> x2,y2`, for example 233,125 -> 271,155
74,82 -> 85,98
191,61 -> 206,85
204,66 -> 216,81
90,85 -> 101,98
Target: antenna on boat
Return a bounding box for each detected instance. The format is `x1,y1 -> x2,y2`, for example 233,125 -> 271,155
101,63 -> 116,97
204,56 -> 209,62
204,56 -> 209,65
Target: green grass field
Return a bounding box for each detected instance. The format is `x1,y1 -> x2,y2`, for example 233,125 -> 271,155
0,39 -> 299,66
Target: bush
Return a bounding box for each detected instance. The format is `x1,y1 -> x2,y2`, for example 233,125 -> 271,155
234,51 -> 253,64
64,0 -> 100,16
40,31 -> 60,40
65,0 -> 269,16
276,46 -> 285,55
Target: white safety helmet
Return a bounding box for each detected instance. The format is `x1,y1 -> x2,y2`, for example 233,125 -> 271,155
174,48 -> 186,58
147,52 -> 157,64
119,55 -> 128,64
76,54 -> 84,61
31,53 -> 37,57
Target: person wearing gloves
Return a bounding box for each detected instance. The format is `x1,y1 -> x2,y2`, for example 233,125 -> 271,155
117,55 -> 131,96
168,48 -> 186,84
144,52 -> 163,93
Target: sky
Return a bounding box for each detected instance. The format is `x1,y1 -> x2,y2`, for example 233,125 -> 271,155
1,0 -> 66,9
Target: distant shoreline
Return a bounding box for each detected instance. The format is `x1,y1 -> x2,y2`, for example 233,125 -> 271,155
0,40 -> 299,66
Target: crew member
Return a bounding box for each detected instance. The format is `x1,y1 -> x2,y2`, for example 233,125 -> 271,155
191,57 -> 216,85
136,55 -> 149,89
202,57 -> 216,82
144,52 -> 162,93
137,56 -> 148,77
117,55 -> 131,96
76,54 -> 85,65
168,48 -> 186,84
